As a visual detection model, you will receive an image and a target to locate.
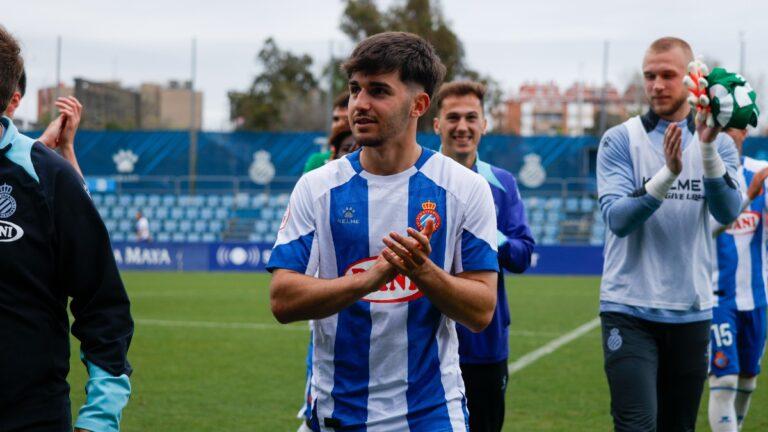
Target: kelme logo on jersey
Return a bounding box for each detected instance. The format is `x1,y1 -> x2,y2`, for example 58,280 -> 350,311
726,210 -> 761,235
345,257 -> 424,303
415,200 -> 441,231
0,183 -> 17,219
0,220 -> 24,242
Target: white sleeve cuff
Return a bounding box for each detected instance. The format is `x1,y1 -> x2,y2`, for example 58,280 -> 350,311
644,165 -> 679,201
700,140 -> 727,178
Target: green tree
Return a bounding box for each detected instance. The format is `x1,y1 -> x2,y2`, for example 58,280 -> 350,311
229,38 -> 324,131
338,0 -> 503,129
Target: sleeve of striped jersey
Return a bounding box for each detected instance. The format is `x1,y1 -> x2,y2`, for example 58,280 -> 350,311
266,176 -> 318,274
456,180 -> 500,273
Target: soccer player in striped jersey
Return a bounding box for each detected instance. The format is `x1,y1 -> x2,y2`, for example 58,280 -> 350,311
597,37 -> 742,431
708,127 -> 768,432
434,81 -> 534,432
268,32 -> 499,432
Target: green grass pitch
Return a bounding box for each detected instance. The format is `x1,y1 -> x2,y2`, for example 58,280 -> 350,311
67,272 -> 767,431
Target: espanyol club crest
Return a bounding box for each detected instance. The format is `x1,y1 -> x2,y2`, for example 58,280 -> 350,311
415,200 -> 441,231
714,351 -> 729,369
0,183 -> 17,219
607,328 -> 622,351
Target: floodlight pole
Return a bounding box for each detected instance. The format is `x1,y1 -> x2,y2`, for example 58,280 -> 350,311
598,40 -> 610,136
189,37 -> 198,194
739,31 -> 746,75
54,36 -> 62,121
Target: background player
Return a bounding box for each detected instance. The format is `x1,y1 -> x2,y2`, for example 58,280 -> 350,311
597,36 -> 742,431
434,80 -> 534,432
303,90 -> 351,173
268,32 -> 499,431
0,26 -> 133,432
708,127 -> 768,432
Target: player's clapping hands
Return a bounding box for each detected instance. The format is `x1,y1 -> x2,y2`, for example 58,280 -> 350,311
382,219 -> 435,279
40,96 -> 82,152
664,123 -> 683,175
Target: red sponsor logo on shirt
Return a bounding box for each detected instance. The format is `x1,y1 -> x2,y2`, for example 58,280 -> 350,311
345,257 -> 423,303
726,210 -> 760,235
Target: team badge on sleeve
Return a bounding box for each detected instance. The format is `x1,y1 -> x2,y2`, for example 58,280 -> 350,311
415,200 -> 441,231
0,184 -> 17,219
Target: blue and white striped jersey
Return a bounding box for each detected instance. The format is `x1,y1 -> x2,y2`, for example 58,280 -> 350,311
713,156 -> 768,311
268,147 -> 498,431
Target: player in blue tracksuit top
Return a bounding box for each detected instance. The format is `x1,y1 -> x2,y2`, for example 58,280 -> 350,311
0,28 -> 132,432
434,81 -> 534,432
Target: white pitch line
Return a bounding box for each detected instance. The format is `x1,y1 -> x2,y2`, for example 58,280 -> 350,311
508,317 -> 600,375
134,318 -> 560,338
134,318 -> 308,332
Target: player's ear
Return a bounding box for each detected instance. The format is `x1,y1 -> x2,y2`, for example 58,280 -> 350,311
433,116 -> 441,134
482,117 -> 488,135
411,92 -> 430,118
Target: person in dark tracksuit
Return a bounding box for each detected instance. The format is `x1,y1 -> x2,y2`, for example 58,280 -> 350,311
597,37 -> 742,431
434,81 -> 535,432
0,27 -> 133,432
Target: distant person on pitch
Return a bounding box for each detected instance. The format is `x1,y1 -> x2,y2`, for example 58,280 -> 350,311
135,210 -> 151,242
434,80 -> 534,432
4,69 -> 85,177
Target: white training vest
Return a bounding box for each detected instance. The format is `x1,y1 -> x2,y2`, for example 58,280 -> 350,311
601,116 -> 714,310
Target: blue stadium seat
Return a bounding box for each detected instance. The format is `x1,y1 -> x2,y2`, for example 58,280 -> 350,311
565,198 -> 579,212
157,233 -> 171,242
530,209 -> 545,224
209,220 -> 223,233
255,220 -> 269,234
276,193 -> 290,206
545,197 -> 562,210
263,233 -> 277,243
104,194 -> 117,206
148,194 -> 161,206
261,208 -> 275,220
97,206 -> 109,219
546,211 -> 560,223
111,207 -> 126,219
270,220 -> 282,233
222,195 -> 234,207
249,233 -> 263,242
185,207 -> 200,220
171,208 -> 184,219
187,233 -> 201,242
580,197 -> 595,212
202,233 -> 216,242
104,219 -> 117,233
178,195 -> 193,206
200,208 -> 214,219
112,232 -> 126,242
194,220 -> 207,233
155,207 -> 169,220
163,220 -> 178,233
133,194 -> 147,207
206,195 -> 220,208
179,220 -> 192,233
215,208 -> 229,220
118,195 -> 132,207
191,195 -> 205,207
172,233 -> 185,242
251,194 -> 267,208
162,195 -> 176,206
91,194 -> 103,206
150,220 -> 161,233
118,220 -> 132,233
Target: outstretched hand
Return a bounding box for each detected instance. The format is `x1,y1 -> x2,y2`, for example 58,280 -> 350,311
39,96 -> 83,151
381,219 -> 435,278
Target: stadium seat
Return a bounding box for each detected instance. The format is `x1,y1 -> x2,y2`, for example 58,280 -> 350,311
546,211 -> 560,223
235,193 -> 249,208
215,208 -> 229,220
580,197 -> 595,212
179,220 -> 192,233
194,220 -> 207,233
118,220 -> 132,233
222,195 -> 234,207
163,220 -> 178,233
172,233 -> 185,242
171,208 -> 184,219
200,208 -> 214,219
91,194 -> 103,206
157,233 -> 171,242
150,220 -> 161,233
209,220 -> 223,233
112,232 -> 126,242
262,208 -> 275,220
133,194 -> 147,207
186,207 -> 200,220
206,195 -> 220,208
104,219 -> 117,233
111,206 -> 126,219
251,194 -> 267,208
118,195 -> 132,207
155,207 -> 169,219
162,195 -> 176,206
202,233 -> 216,242
545,197 -> 563,210
148,194 -> 161,206
104,195 -> 117,206
187,233 -> 201,242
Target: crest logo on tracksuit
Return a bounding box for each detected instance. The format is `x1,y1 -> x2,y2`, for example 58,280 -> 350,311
0,184 -> 16,219
0,184 -> 23,242
607,328 -> 623,351
415,200 -> 441,231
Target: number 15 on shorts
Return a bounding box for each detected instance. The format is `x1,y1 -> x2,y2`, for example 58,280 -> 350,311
711,323 -> 733,347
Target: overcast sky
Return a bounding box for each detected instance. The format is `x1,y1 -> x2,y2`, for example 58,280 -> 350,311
7,0 -> 768,130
